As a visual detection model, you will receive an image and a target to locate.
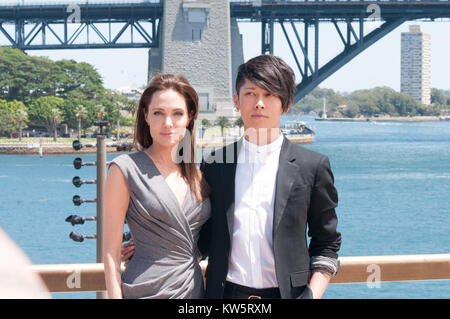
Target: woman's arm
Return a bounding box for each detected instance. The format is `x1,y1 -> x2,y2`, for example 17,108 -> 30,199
103,163 -> 129,299
309,271 -> 331,299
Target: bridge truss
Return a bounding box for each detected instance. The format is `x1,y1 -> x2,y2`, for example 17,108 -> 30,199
0,2 -> 162,50
231,0 -> 450,102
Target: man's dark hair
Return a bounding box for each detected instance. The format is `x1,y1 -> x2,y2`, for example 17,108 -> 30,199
235,54 -> 295,112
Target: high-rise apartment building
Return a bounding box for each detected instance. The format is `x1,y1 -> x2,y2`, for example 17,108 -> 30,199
400,25 -> 431,105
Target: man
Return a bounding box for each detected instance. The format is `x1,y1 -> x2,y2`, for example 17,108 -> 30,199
197,54 -> 341,299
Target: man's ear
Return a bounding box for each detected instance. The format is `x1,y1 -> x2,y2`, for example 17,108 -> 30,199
233,93 -> 239,110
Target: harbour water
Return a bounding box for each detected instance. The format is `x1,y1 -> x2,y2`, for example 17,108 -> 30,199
0,115 -> 449,299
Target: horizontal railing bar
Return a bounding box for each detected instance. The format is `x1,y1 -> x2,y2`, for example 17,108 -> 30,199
27,254 -> 450,293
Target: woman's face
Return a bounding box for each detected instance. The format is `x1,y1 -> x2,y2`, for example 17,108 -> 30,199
145,89 -> 190,149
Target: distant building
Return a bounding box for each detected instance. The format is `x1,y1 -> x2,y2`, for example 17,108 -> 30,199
401,25 -> 431,105
116,86 -> 143,101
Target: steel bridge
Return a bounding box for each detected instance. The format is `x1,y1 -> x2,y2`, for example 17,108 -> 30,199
1,0 -> 449,102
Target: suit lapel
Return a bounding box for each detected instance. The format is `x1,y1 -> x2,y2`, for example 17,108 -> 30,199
219,140 -> 242,240
273,137 -> 299,237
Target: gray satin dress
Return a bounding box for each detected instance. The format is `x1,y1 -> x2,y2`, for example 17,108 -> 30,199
110,151 -> 211,299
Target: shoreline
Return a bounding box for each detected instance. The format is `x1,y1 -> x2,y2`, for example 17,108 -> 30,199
0,134 -> 314,155
315,116 -> 448,122
0,145 -> 124,155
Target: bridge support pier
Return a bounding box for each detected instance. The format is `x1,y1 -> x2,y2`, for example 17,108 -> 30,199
156,0 -> 240,122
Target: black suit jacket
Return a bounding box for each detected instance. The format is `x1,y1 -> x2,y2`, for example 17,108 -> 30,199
198,136 -> 341,299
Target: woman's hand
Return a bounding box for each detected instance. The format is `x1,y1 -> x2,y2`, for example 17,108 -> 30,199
121,240 -> 135,267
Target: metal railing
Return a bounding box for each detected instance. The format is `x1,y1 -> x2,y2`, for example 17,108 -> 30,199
27,254 -> 450,294
1,0 -> 160,6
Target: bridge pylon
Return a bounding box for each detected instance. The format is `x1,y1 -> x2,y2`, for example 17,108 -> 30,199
152,0 -> 241,122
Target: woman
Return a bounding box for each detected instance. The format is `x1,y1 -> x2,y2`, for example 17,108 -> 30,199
103,74 -> 211,299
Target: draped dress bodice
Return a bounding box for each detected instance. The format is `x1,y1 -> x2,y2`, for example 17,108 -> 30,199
110,151 -> 211,299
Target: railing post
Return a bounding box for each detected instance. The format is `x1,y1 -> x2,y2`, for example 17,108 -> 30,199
96,135 -> 107,299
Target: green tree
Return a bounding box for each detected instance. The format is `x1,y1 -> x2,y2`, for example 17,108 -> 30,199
349,90 -> 379,116
291,95 -> 319,114
0,48 -> 105,103
392,93 -> 419,116
17,109 -> 28,141
0,99 -> 7,109
431,88 -> 447,106
55,59 -> 104,100
74,105 -> 88,140
327,93 -> 347,109
112,101 -> 123,141
0,108 -> 18,137
233,117 -> 244,135
96,105 -> 107,121
201,119 -> 211,126
28,96 -> 65,133
0,99 -> 28,138
101,90 -> 128,140
343,104 -> 359,118
216,116 -> 230,137
51,108 -> 63,142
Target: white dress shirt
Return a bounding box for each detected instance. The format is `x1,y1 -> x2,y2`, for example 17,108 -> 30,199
226,134 -> 284,288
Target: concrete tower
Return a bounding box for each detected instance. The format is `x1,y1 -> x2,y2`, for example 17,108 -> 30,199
149,0 -> 242,122
401,25 -> 431,105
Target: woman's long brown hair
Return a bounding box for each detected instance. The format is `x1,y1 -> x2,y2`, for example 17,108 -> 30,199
134,73 -> 209,201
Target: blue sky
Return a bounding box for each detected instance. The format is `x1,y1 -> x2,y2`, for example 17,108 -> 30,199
4,1 -> 450,92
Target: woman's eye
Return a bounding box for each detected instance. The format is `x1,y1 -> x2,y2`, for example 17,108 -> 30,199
153,111 -> 162,115
174,112 -> 184,116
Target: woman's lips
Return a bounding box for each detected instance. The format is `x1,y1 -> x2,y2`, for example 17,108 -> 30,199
161,132 -> 175,136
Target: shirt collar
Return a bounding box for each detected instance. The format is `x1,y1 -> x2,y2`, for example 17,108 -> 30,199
242,133 -> 284,154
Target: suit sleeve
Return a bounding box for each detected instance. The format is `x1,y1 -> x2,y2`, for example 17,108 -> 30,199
197,160 -> 212,259
307,155 -> 342,260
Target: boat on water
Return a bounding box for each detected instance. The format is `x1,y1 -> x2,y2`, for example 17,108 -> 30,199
281,121 -> 314,144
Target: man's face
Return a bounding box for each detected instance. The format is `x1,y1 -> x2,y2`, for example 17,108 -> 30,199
234,79 -> 284,135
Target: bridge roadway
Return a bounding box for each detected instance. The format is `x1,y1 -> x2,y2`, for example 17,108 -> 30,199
0,1 -> 449,21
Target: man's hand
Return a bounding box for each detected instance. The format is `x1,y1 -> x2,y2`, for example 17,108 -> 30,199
121,240 -> 135,267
